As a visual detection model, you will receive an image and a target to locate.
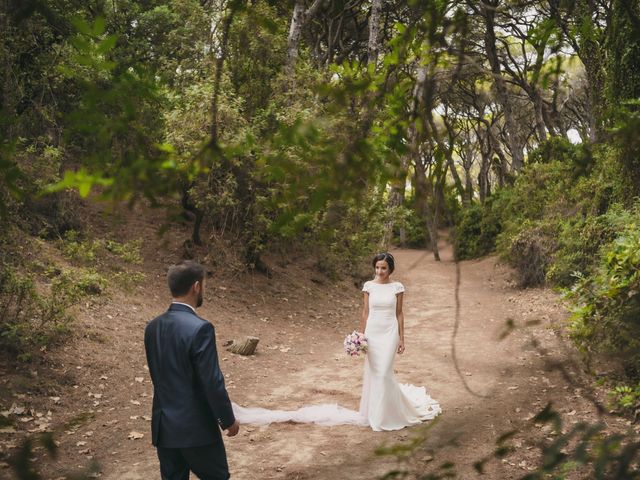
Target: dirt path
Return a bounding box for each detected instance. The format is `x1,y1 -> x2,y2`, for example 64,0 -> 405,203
102,241 -> 614,479
2,230 -> 624,480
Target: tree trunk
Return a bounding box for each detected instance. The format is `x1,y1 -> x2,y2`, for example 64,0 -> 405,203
413,156 -> 429,221
367,0 -> 383,66
478,157 -> 491,203
285,1 -> 306,77
382,64 -> 428,248
424,172 -> 444,262
463,164 -> 473,204
445,144 -> 465,199
477,129 -> 492,203
480,0 -> 524,171
382,179 -> 406,249
549,0 -> 607,142
192,0 -> 240,246
227,336 -> 260,356
486,125 -> 508,187
285,0 -> 324,77
534,93 -> 547,143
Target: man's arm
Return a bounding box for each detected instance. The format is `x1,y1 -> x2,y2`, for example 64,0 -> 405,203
191,322 -> 237,430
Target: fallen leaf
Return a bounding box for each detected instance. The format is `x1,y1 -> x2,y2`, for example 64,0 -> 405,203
10,405 -> 25,416
130,400 -> 141,406
134,377 -> 144,383
128,431 -> 144,440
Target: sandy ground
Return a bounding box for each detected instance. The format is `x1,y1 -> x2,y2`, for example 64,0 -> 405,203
0,220 -> 633,480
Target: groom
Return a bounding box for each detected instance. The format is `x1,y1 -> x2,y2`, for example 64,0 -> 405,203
144,260 -> 239,479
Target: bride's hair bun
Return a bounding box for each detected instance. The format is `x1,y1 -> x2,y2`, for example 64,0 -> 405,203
372,252 -> 395,273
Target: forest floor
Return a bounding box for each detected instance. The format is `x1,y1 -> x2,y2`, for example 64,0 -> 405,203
0,207 -> 637,480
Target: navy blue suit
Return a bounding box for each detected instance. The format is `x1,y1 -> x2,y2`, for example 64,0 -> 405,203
144,303 -> 236,479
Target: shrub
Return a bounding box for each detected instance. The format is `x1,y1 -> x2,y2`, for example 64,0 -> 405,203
527,136 -> 593,177
501,221 -> 558,287
568,211 -> 640,377
453,199 -> 502,260
395,205 -> 428,248
547,205 -> 629,286
454,159 -> 574,263
0,265 -> 106,355
60,231 -> 143,266
60,230 -> 103,264
105,239 -> 143,264
609,383 -> 640,413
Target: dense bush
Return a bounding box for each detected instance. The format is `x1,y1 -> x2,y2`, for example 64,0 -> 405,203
527,135 -> 593,176
454,140 -> 632,288
547,205 -> 627,286
454,157 -> 574,280
568,208 -> 640,377
453,199 -> 501,260
502,220 -> 558,287
394,205 -> 428,248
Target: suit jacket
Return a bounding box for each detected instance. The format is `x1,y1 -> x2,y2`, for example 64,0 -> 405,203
144,303 -> 236,448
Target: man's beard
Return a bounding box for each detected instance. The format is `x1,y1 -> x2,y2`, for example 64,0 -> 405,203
196,292 -> 203,308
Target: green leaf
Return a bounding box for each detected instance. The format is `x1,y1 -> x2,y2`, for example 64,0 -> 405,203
97,34 -> 118,54
92,16 -> 106,36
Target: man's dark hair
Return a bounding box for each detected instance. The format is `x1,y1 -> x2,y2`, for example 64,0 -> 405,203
167,261 -> 205,297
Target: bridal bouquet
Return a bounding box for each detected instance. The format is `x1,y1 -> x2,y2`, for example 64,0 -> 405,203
344,331 -> 368,357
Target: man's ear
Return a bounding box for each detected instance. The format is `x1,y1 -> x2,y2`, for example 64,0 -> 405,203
192,280 -> 200,294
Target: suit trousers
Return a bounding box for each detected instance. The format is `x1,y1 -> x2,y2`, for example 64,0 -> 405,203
156,444 -> 230,480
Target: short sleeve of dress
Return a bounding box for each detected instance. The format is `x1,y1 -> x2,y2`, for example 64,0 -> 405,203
395,282 -> 405,294
362,281 -> 371,293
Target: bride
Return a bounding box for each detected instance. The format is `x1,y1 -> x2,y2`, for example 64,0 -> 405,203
232,252 -> 441,430
359,252 -> 441,430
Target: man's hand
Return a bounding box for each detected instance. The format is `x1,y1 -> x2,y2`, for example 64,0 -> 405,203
225,420 -> 240,437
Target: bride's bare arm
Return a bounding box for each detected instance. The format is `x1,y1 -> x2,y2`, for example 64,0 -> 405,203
396,292 -> 405,354
360,292 -> 369,333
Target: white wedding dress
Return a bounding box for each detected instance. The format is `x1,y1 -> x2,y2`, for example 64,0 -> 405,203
359,280 -> 441,430
231,280 -> 441,430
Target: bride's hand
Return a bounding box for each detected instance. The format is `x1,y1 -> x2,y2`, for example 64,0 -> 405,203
397,341 -> 405,354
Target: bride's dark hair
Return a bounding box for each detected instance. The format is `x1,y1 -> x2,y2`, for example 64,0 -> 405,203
372,252 -> 395,273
